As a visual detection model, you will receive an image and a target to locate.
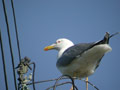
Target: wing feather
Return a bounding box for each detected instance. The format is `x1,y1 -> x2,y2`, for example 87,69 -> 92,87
56,42 -> 95,67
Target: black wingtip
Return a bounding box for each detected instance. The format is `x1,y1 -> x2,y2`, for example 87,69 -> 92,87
103,32 -> 120,44
109,32 -> 120,38
103,32 -> 110,44
93,32 -> 119,45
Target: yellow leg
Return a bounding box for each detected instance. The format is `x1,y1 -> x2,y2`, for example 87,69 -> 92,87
86,77 -> 88,90
70,86 -> 73,90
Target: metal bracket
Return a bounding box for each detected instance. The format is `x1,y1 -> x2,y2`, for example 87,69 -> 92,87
16,57 -> 33,90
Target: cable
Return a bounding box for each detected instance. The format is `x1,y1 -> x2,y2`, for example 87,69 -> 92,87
2,0 -> 17,90
53,75 -> 78,90
30,62 -> 36,90
46,82 -> 72,90
10,0 -> 21,62
27,77 -> 99,90
0,29 -> 8,90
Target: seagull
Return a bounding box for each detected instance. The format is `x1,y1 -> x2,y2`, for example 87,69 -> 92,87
44,32 -> 119,90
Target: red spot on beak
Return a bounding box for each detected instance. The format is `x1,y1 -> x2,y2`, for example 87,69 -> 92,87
44,48 -> 48,51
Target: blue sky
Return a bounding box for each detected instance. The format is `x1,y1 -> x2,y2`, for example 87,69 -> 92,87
0,0 -> 120,90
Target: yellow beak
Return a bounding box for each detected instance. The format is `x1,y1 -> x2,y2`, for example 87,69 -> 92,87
44,46 -> 54,51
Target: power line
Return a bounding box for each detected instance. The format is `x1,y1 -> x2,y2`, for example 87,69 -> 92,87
2,0 -> 18,90
10,1 -> 36,89
10,0 -> 21,62
0,29 -> 8,90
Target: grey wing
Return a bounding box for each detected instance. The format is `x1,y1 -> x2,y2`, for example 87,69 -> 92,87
56,32 -> 110,67
56,42 -> 95,67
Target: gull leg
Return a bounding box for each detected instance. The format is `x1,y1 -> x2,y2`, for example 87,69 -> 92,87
86,77 -> 88,90
70,86 -> 73,90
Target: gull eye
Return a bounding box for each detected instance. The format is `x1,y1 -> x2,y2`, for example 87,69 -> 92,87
57,41 -> 61,43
